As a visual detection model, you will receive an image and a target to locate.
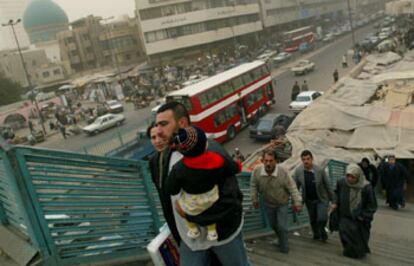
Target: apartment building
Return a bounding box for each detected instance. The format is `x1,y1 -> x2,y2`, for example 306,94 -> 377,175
135,0 -> 263,61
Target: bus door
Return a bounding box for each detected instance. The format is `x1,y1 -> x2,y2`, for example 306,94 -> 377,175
238,100 -> 248,126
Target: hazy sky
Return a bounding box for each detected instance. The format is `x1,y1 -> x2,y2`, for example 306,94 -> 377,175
54,0 -> 135,21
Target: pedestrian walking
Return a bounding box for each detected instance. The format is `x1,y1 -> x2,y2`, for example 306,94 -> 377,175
291,81 -> 300,101
342,54 -> 348,68
378,155 -> 409,210
28,120 -> 34,133
301,80 -> 309,92
250,149 -> 302,253
152,101 -> 249,266
58,122 -> 67,139
358,158 -> 379,188
232,147 -> 245,163
333,69 -> 339,83
332,164 -> 377,259
293,150 -> 335,242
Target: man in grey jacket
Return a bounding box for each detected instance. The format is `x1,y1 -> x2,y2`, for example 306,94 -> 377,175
251,149 -> 302,253
293,150 -> 335,242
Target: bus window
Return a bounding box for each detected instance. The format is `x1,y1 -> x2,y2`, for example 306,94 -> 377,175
199,93 -> 209,108
242,73 -> 253,85
246,89 -> 263,106
214,103 -> 238,127
166,95 -> 192,111
232,76 -> 244,90
219,82 -> 233,97
206,87 -> 222,104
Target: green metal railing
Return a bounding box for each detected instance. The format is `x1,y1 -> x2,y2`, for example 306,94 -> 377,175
0,143 -> 348,265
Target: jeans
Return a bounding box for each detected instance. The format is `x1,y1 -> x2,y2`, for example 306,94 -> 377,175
265,204 -> 289,251
179,232 -> 250,266
305,200 -> 328,240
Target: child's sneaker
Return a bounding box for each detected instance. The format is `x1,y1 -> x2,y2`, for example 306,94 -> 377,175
207,231 -> 218,241
187,228 -> 200,239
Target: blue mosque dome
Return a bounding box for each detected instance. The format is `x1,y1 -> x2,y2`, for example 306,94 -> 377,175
23,0 -> 69,44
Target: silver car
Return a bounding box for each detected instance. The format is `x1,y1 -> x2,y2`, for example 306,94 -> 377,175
83,114 -> 125,135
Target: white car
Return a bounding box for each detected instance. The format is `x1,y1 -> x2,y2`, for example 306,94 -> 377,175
257,50 -> 278,62
271,52 -> 292,65
290,60 -> 315,75
289,91 -> 323,113
104,100 -> 124,113
323,33 -> 334,42
83,113 -> 125,135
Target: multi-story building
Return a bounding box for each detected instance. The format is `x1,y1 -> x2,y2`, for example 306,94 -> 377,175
99,16 -> 145,68
0,48 -> 64,87
259,0 -> 347,32
0,0 -> 30,50
135,0 -> 263,61
57,15 -> 104,73
58,15 -> 144,74
349,0 -> 386,14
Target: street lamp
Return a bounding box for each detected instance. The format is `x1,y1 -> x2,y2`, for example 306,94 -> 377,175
100,16 -> 121,77
2,19 -> 46,135
346,0 -> 356,47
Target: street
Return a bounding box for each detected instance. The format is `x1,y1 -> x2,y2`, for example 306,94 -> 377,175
224,24 -> 376,156
38,23 -> 376,156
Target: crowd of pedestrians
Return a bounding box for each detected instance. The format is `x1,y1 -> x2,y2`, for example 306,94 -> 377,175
145,101 -> 410,265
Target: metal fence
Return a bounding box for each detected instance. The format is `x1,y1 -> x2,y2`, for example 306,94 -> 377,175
0,143 -> 348,265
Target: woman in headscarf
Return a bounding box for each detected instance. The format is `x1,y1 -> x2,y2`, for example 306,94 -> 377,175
332,164 -> 377,258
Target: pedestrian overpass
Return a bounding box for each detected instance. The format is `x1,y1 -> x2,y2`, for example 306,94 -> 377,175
0,136 -> 348,266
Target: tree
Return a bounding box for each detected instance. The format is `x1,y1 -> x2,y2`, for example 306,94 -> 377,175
0,72 -> 23,106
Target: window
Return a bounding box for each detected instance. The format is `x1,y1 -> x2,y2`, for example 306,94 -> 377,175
219,82 -> 233,97
246,89 -> 263,106
214,103 -> 238,127
53,69 -> 61,75
232,76 -> 244,90
242,73 -> 253,85
32,60 -> 37,66
42,71 -> 50,78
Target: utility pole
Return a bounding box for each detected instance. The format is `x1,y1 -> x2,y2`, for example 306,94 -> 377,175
100,16 -> 121,77
347,0 -> 356,48
2,19 -> 46,135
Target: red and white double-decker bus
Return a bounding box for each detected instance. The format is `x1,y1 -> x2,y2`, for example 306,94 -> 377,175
283,26 -> 315,53
166,61 -> 275,143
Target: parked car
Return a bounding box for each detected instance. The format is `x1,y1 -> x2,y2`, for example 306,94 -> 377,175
249,113 -> 293,141
289,91 -> 323,113
105,100 -> 124,113
290,60 -> 315,75
83,113 -> 125,135
299,42 -> 314,53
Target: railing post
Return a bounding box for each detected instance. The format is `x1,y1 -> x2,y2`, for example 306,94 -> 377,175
0,201 -> 8,225
141,162 -> 162,231
118,130 -> 124,146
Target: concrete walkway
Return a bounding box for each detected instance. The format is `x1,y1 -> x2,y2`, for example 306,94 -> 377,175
247,203 -> 414,266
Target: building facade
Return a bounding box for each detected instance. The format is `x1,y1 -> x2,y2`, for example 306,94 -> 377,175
0,48 -> 64,87
0,0 -> 30,50
99,16 -> 145,68
135,0 -> 263,61
57,15 -> 104,73
259,0 -> 346,30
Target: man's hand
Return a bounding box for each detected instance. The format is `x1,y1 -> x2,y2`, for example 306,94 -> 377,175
175,200 -> 185,218
330,203 -> 337,211
292,205 -> 301,213
252,201 -> 259,209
